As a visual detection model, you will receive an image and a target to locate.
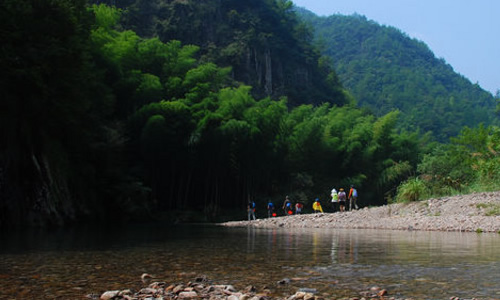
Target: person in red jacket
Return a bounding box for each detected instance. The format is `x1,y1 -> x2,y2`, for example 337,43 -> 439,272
295,202 -> 303,214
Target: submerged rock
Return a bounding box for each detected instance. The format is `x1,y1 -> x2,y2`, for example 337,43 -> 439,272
277,278 -> 291,285
298,288 -> 317,294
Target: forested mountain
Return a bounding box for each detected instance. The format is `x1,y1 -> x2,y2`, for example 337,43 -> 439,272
91,0 -> 347,107
297,10 -> 498,141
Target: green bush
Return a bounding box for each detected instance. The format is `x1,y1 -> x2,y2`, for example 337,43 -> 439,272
394,177 -> 429,203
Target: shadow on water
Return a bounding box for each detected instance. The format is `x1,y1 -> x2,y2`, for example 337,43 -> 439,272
1,224 -> 500,299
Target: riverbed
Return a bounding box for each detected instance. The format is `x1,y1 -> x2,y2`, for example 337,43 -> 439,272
1,224 -> 499,299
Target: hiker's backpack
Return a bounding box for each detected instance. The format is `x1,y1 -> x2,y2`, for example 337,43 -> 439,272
353,189 -> 358,197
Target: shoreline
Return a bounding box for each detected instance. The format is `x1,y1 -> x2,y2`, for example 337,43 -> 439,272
221,191 -> 500,233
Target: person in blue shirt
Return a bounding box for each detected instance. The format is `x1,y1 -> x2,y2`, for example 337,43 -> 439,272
267,201 -> 275,218
282,196 -> 292,215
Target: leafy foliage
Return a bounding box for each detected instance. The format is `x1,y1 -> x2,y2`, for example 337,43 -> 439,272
297,11 -> 498,142
398,125 -> 500,200
90,0 -> 348,107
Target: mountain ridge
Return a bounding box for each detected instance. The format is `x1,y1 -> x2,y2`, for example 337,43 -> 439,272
297,8 -> 498,141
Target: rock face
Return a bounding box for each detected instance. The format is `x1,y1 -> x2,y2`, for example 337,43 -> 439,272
221,191 -> 500,233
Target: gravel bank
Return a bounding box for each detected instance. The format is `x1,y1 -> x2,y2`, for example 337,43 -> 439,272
222,191 -> 500,233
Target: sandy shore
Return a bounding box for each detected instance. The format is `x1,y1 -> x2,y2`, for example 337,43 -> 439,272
222,191 -> 500,233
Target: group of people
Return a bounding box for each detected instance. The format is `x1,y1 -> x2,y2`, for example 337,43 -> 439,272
277,196 -> 304,216
331,185 -> 358,212
247,186 -> 359,220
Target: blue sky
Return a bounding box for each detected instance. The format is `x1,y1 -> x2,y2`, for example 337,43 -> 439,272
292,0 -> 499,95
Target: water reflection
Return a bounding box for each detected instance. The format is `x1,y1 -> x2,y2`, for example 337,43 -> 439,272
1,225 -> 499,299
330,231 -> 360,264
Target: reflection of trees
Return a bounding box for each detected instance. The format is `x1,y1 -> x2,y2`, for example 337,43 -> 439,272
246,226 -> 256,253
331,233 -> 359,264
312,232 -> 319,263
330,237 -> 337,262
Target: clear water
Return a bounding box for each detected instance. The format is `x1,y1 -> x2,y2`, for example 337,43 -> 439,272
0,224 -> 499,299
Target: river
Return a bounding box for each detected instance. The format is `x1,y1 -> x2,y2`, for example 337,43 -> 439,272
0,224 -> 499,299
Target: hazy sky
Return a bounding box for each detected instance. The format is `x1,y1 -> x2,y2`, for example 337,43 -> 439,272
292,0 -> 499,95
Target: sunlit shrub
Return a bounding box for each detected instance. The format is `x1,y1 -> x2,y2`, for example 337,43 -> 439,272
394,177 -> 429,203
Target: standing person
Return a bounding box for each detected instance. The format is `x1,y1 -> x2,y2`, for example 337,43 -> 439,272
348,185 -> 359,210
331,188 -> 338,212
312,198 -> 323,213
247,201 -> 256,220
283,196 -> 292,215
295,202 -> 303,214
267,201 -> 275,218
338,188 -> 347,212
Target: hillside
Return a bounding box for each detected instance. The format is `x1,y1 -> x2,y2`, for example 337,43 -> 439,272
297,11 -> 498,141
90,0 -> 347,107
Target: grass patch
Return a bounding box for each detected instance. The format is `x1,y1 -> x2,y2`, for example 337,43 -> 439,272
475,203 -> 500,216
485,206 -> 500,216
395,178 -> 428,203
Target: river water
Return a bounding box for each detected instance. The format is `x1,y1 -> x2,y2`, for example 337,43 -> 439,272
0,224 -> 499,299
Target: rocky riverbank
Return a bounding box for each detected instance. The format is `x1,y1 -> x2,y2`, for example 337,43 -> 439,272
222,191 -> 500,233
92,276 -> 479,300
92,192 -> 499,300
